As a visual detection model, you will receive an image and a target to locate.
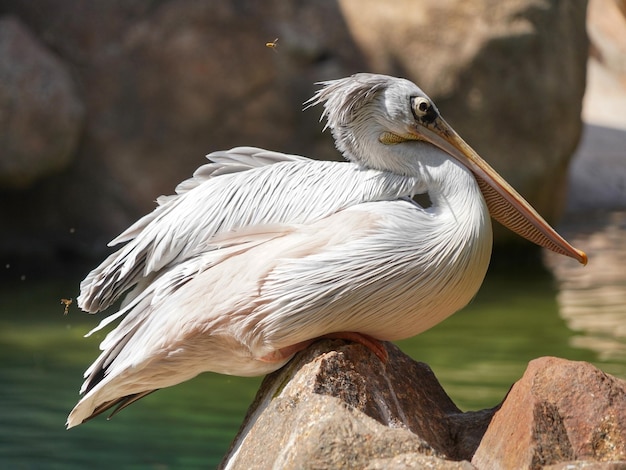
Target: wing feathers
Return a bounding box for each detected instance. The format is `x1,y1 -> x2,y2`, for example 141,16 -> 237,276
71,148 -> 425,425
78,150 -> 420,313
79,149 -> 308,312
69,390 -> 157,427
109,147 -> 305,247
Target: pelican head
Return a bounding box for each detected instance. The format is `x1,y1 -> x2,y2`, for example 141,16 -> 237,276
309,73 -> 587,265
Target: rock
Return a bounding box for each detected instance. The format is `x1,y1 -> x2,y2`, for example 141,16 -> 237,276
566,0 -> 626,211
472,357 -> 626,469
0,1 -> 366,269
221,343 -> 626,469
567,123 -> 626,211
0,0 -> 588,269
545,463 -> 626,470
0,16 -> 84,190
364,454 -> 476,470
587,0 -> 626,78
220,340 -> 490,469
339,0 -> 589,236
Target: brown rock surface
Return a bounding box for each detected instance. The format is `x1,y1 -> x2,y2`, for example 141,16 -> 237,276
220,340 -> 492,469
221,343 -> 626,470
566,0 -> 626,211
0,0 -> 588,272
472,357 -> 626,469
340,0 -> 588,229
545,463 -> 626,470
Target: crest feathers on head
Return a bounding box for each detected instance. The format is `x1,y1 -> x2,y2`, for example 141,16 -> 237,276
305,73 -> 392,132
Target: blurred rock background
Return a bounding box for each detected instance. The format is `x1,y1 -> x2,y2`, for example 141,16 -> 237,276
567,0 -> 626,212
0,0 -> 611,279
543,0 -> 626,365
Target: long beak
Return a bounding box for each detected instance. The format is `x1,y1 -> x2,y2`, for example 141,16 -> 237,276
406,116 -> 587,265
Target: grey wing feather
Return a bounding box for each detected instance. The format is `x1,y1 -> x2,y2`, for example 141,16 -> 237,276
208,146 -> 310,168
80,147 -> 308,312
78,148 -> 421,314
119,147 -> 308,242
168,147 -> 309,199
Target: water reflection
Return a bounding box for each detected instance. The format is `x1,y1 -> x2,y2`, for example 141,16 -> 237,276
1,261 -> 623,468
545,210 -> 626,364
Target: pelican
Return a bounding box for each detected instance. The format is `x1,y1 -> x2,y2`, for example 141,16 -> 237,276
67,73 -> 586,428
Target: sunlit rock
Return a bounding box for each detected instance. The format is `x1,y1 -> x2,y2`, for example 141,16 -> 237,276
566,0 -> 626,211
472,357 -> 626,468
0,0 -> 587,264
546,0 -> 626,367
220,340 -> 492,469
339,0 -> 588,233
220,342 -> 626,469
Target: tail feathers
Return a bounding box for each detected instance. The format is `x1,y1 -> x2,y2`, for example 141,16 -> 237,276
66,390 -> 157,429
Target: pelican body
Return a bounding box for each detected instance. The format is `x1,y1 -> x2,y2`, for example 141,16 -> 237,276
67,73 -> 586,427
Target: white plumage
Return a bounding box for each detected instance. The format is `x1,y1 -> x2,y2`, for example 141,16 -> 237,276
67,73 -> 585,428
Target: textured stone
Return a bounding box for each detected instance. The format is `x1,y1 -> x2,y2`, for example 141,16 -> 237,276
472,357 -> 626,469
0,15 -> 84,189
221,344 -> 626,469
339,0 -> 589,234
544,462 -> 626,470
0,0 -> 589,269
220,340 -> 490,469
364,453 -> 477,470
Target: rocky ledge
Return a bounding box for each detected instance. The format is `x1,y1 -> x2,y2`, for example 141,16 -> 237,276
220,340 -> 626,470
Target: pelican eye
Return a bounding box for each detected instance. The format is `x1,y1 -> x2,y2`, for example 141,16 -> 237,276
410,96 -> 437,124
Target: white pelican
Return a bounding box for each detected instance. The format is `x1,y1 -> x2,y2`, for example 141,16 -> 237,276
67,73 -> 586,428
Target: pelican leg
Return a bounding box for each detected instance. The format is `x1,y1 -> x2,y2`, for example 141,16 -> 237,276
259,332 -> 388,364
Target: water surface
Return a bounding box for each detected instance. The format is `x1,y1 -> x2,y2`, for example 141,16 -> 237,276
0,257 -> 623,469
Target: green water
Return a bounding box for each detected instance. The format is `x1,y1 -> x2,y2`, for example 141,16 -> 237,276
1,264 -> 624,469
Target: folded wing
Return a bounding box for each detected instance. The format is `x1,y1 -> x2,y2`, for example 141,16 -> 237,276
78,148 -> 423,313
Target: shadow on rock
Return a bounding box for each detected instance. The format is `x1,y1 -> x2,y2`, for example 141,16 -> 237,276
220,340 -> 626,469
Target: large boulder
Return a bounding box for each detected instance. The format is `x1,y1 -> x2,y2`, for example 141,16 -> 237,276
220,340 -> 493,469
0,0 -> 588,271
339,0 -> 588,229
472,356 -> 626,468
220,341 -> 626,469
0,16 -> 83,190
566,0 -> 626,211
